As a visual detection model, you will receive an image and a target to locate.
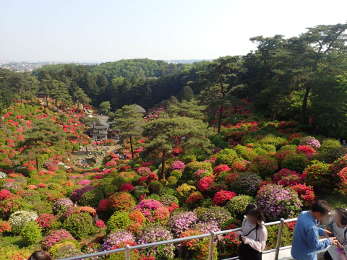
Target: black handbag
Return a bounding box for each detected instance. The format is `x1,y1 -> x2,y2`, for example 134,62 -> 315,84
238,224 -> 262,260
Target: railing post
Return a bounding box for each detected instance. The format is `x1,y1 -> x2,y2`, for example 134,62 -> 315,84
124,245 -> 131,260
275,218 -> 285,260
208,231 -> 215,260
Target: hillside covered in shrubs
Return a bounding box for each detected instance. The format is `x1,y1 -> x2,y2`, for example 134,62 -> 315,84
0,97 -> 347,259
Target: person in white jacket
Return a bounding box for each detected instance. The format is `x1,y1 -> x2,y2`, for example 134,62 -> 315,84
239,204 -> 268,260
325,208 -> 347,260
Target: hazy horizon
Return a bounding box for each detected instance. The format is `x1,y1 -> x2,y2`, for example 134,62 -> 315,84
1,0 -> 347,63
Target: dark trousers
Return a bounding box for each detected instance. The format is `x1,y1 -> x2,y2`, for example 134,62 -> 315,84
239,243 -> 262,260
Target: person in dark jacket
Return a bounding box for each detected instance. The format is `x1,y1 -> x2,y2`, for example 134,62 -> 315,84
28,251 -> 52,260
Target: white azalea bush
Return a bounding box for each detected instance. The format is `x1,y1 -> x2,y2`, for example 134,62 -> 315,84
9,210 -> 38,234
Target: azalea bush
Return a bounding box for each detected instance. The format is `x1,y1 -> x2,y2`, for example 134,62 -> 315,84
137,226 -> 175,259
226,195 -> 254,219
256,184 -> 302,221
9,210 -> 38,234
42,229 -> 76,250
169,211 -> 198,236
230,172 -> 262,196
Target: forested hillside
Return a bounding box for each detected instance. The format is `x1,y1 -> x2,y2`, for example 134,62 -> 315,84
1,23 -> 346,137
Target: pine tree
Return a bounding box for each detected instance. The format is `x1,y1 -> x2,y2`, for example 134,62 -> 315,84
113,105 -> 145,158
143,117 -> 212,179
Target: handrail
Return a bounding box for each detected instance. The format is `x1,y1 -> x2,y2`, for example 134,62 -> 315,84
59,217 -> 298,260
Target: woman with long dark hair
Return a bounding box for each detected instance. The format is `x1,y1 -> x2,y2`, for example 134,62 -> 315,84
239,204 -> 268,260
28,251 -> 52,260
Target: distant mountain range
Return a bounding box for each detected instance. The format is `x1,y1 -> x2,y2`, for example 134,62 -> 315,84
0,59 -> 208,72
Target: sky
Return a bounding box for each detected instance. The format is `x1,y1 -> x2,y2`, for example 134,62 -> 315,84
1,0 -> 346,63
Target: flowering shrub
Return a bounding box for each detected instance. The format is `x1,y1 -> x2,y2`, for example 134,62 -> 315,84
218,232 -> 241,258
171,160 -> 185,170
197,176 -> 215,192
103,231 -> 136,251
176,183 -> 196,198
179,228 -> 216,260
232,159 -> 249,172
273,168 -> 303,186
48,240 -> 82,259
119,183 -> 135,192
0,189 -> 12,200
297,145 -> 316,158
304,161 -> 334,193
137,227 -> 175,259
337,167 -> 347,195
135,199 -> 169,222
183,161 -> 213,180
213,190 -> 237,206
0,220 -> 11,233
42,229 -> 75,250
226,195 -> 254,219
186,191 -> 204,205
230,172 -> 262,196
109,192 -> 136,211
36,213 -> 57,230
194,206 -> 231,227
20,221 -> 42,246
137,167 -> 152,176
53,198 -> 74,214
330,155 -> 347,174
290,184 -> 315,206
300,136 -> 321,149
63,212 -> 96,239
9,210 -> 38,234
256,184 -> 302,221
169,211 -> 198,236
252,155 -> 278,178
213,164 -> 231,175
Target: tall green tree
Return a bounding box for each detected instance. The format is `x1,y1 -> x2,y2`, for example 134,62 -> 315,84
167,99 -> 206,120
99,101 -> 111,115
202,56 -> 244,133
143,117 -> 212,179
113,105 -> 145,158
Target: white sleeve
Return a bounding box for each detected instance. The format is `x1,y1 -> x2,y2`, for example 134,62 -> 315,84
243,226 -> 268,252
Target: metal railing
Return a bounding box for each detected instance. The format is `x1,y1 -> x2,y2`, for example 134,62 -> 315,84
59,217 -> 297,260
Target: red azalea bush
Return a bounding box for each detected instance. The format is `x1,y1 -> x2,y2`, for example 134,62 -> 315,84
273,168 -> 303,186
197,176 -> 215,192
0,189 -> 12,200
36,213 -> 57,229
214,164 -> 231,175
213,190 -> 237,206
297,145 -> 316,158
42,229 -> 75,250
119,183 -> 135,192
290,184 -> 315,206
337,167 -> 347,195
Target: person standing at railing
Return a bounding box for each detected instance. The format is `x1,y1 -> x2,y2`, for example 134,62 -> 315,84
291,200 -> 340,260
324,208 -> 347,260
238,204 -> 268,260
27,251 -> 52,260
